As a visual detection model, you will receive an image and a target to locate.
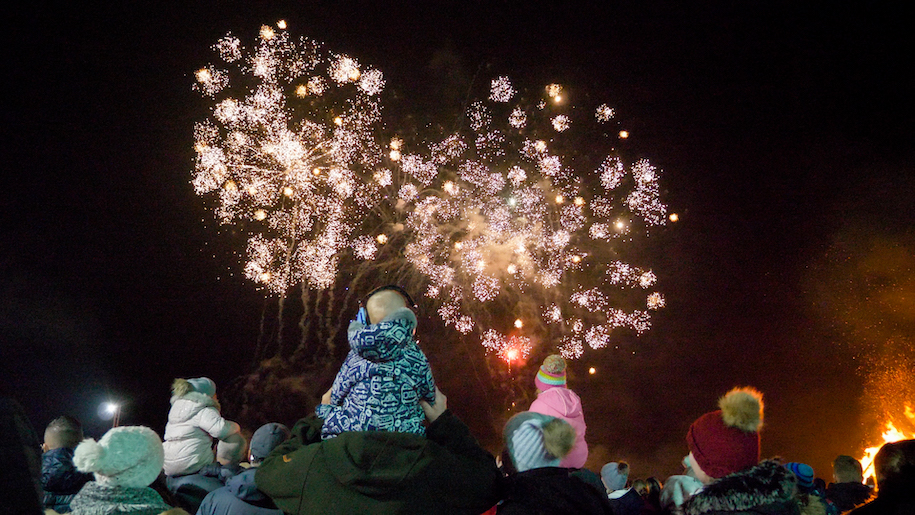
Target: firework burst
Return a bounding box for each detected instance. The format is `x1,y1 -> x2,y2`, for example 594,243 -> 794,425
193,22 -> 670,362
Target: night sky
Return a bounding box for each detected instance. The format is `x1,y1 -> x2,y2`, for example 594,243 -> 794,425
3,1 -> 913,480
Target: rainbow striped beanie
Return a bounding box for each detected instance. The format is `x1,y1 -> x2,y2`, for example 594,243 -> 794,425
535,354 -> 567,391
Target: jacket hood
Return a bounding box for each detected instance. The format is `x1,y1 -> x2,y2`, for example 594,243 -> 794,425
228,468 -> 271,502
347,307 -> 417,362
319,429 -> 429,495
534,387 -> 583,419
168,391 -> 218,423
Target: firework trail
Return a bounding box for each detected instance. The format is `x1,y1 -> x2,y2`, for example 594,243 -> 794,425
193,22 -> 670,363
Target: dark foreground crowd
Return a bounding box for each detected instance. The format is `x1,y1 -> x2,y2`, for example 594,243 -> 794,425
4,288 -> 914,515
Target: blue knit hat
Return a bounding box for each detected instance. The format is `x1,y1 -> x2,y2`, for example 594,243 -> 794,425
601,461 -> 629,491
785,462 -> 814,490
249,423 -> 291,462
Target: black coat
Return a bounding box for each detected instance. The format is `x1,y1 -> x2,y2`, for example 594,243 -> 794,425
825,482 -> 873,513
41,447 -> 93,513
498,467 -> 614,515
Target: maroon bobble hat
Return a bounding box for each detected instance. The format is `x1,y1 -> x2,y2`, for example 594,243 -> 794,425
687,387 -> 764,479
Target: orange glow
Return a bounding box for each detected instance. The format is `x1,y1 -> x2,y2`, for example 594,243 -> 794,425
589,367 -> 596,374
860,406 -> 915,483
669,213 -> 679,222
619,130 -> 629,139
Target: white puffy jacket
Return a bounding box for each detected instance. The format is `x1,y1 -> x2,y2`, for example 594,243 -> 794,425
162,391 -> 240,476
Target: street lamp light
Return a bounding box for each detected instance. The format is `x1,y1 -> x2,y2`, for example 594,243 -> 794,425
104,402 -> 121,427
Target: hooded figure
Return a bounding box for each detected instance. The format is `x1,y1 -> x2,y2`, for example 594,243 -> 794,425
163,377 -> 241,477
69,425 -> 172,515
315,300 -> 436,439
528,354 -> 589,468
196,423 -> 291,515
255,406 -> 501,514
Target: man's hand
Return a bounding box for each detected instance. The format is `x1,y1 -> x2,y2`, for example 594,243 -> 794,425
420,387 -> 447,423
320,387 -> 332,405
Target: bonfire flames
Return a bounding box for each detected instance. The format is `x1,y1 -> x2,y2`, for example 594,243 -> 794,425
859,405 -> 915,483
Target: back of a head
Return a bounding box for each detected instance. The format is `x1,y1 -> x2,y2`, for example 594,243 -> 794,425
74,425 -> 164,488
366,289 -> 408,324
601,461 -> 630,492
503,412 -> 575,473
45,415 -> 84,450
632,478 -> 648,496
833,454 -> 864,483
874,439 -> 915,492
249,422 -> 291,464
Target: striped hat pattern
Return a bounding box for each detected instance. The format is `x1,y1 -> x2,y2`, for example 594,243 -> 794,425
534,354 -> 567,391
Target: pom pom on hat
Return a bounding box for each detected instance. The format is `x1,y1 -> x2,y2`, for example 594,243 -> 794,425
249,423 -> 291,462
785,462 -> 814,490
719,387 -> 764,432
687,387 -> 764,479
74,426 -> 164,488
535,354 -> 567,391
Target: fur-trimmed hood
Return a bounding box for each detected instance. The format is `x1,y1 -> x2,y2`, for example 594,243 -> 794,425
684,460 -> 800,515
168,391 -> 219,423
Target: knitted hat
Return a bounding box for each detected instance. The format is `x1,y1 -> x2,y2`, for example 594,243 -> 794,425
73,426 -> 164,488
535,354 -> 567,391
187,377 -> 217,397
503,411 -> 575,472
784,462 -> 814,490
249,422 -> 291,462
216,432 -> 247,465
686,387 -> 764,479
601,461 -> 630,491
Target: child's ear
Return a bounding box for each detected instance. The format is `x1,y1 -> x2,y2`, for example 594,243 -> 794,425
41,442 -> 49,452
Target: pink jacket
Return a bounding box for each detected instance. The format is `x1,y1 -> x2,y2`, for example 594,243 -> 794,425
529,387 -> 588,468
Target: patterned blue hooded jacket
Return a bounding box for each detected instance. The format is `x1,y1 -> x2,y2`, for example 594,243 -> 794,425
316,307 -> 435,438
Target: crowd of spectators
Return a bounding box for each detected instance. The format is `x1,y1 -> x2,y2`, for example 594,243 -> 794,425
5,286 -> 913,514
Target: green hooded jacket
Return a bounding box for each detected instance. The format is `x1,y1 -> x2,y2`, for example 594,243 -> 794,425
255,410 -> 501,514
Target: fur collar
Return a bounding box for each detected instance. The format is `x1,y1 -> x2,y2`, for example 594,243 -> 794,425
685,460 -> 799,515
